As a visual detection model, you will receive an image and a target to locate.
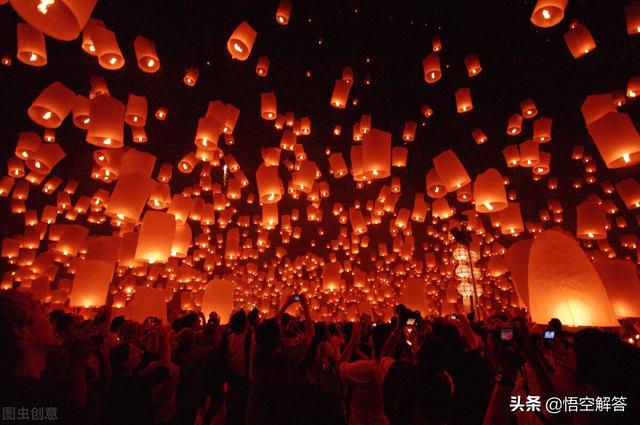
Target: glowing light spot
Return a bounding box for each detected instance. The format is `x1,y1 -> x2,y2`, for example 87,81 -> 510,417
37,0 -> 55,15
83,117 -> 90,124
147,58 -> 155,67
233,43 -> 244,53
623,153 -> 631,163
542,9 -> 551,20
109,57 -> 118,65
103,138 -> 112,145
29,53 -> 38,62
42,111 -> 52,120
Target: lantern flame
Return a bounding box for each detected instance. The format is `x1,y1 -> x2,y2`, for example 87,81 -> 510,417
622,153 -> 631,163
42,111 -> 52,120
233,43 -> 244,53
37,0 -> 55,15
29,53 -> 38,62
541,9 -> 551,19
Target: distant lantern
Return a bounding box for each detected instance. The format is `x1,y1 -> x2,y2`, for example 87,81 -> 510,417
131,126 -> 147,143
134,35 -> 160,72
426,168 -> 446,199
391,147 -> 408,167
464,54 -> 482,76
328,152 -> 348,178
402,121 -> 417,142
15,132 -> 41,159
471,128 -> 487,145
9,0 -> 97,41
615,178 -> 640,209
506,113 -> 523,136
256,164 -> 283,203
28,143 -> 66,174
69,259 -> 113,308
520,98 -> 538,118
155,107 -> 168,121
322,262 -> 341,292
474,168 -> 508,213
533,151 -> 551,175
125,94 -> 147,127
227,21 -> 257,61
183,67 -> 199,86
586,112 -> 640,168
81,18 -> 104,55
92,26 -> 124,70
625,1 -> 640,34
421,105 -> 434,118
530,0 -> 567,28
627,76 -> 640,98
262,203 -> 278,229
256,55 -> 270,76
261,92 -> 277,120
86,95 -> 125,148
432,197 -> 453,219
105,171 -> 155,225
276,0 -> 292,25
533,117 -> 552,143
433,150 -> 471,192
362,128 -> 391,179
28,82 -> 75,128
422,53 -> 441,83
564,23 -> 596,59
518,140 -> 539,167
499,202 -> 525,235
330,79 -> 351,108
455,88 -> 473,113
148,182 -> 171,209
576,201 -> 607,240
17,23 -> 47,66
342,66 -> 354,85
135,211 -> 176,263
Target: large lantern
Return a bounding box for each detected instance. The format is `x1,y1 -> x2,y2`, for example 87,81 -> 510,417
433,150 -> 471,192
28,82 -> 75,128
86,95 -> 125,148
227,21 -> 257,61
474,168 -> 508,213
530,0 -> 567,28
9,0 -> 97,41
586,112 -> 640,168
135,211 -> 176,263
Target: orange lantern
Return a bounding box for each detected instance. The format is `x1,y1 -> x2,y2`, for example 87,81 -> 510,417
474,168 -> 508,213
532,117 -> 552,143
72,95 -> 91,129
17,23 -> 46,66
195,116 -> 223,150
256,164 -> 283,204
28,143 -> 66,174
69,259 -> 114,308
330,79 -> 351,108
402,121 -> 417,142
471,128 -> 487,145
576,201 -> 607,240
464,54 -> 482,76
227,21 -> 257,61
615,178 -> 640,209
276,0 -> 292,25
433,150 -> 470,192
506,113 -> 523,136
422,53 -> 441,83
155,107 -> 168,121
135,211 -> 176,263
125,94 -> 147,127
520,98 -> 538,118
625,1 -> 640,35
81,18 -> 104,55
92,26 -> 124,70
432,197 -> 453,220
104,171 -> 155,225
183,67 -> 199,86
328,153 -> 348,178
586,112 -> 640,168
362,129 -> 391,179
261,92 -> 277,120
134,35 -> 160,72
86,95 -> 125,148
15,131 -> 41,159
9,0 -> 97,41
28,82 -> 75,128
530,0 -> 567,28
425,168 -> 446,199
518,140 -> 539,167
256,55 -> 270,76
455,88 -> 473,113
564,23 -> 596,59
391,147 -> 408,167
498,203 -> 524,235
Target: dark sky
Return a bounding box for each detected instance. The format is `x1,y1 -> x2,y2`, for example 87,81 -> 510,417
1,0 -> 639,264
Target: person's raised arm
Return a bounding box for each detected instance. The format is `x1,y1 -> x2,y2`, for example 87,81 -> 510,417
299,294 -> 315,345
339,323 -> 360,365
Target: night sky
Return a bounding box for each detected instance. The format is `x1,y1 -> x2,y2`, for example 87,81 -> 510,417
1,0 -> 639,269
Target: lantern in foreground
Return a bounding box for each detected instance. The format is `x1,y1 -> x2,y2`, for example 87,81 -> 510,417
17,23 -> 47,66
69,259 -> 114,308
135,211 -> 176,263
530,0 -> 567,28
28,82 -> 75,128
134,35 -> 160,72
256,164 -> 283,204
227,21 -> 257,61
587,112 -> 640,168
276,0 -> 292,25
474,168 -> 508,213
86,95 -> 125,148
92,26 -> 124,70
330,79 -> 351,109
433,150 -> 471,192
455,88 -> 473,113
261,92 -> 277,120
201,279 -> 234,323
362,128 -> 391,179
564,23 -> 596,59
593,258 -> 640,318
9,0 -> 97,41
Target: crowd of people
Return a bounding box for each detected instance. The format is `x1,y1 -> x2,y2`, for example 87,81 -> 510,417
1,289 -> 639,425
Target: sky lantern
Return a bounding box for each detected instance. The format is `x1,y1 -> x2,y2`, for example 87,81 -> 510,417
625,1 -> 640,34
92,26 -> 124,70
125,94 -> 147,127
227,21 -> 257,61
528,230 -> 618,327
262,202 -> 279,229
391,147 -> 408,167
69,259 -> 114,308
498,202 -> 524,235
506,113 -> 523,135
615,178 -> 640,209
276,0 -> 292,25
9,0 -> 97,41
195,116 -> 223,149
81,18 -> 104,55
15,131 -> 41,159
28,82 -> 75,128
402,121 -> 417,142
471,128 -> 487,145
593,258 -> 640,318
256,164 -> 283,203
201,279 -> 235,323
328,152 -> 348,178
292,159 -> 317,192
322,262 -> 341,292
133,35 -> 160,72
125,287 -> 167,324
261,92 -> 277,120
135,211 -> 176,263
422,53 -> 441,83
586,112 -> 640,168
581,94 -> 616,125
104,171 -> 155,225
532,151 -> 551,175
455,88 -> 473,113
474,168 -> 508,213
17,23 -> 47,66
256,55 -> 270,76
576,201 -> 607,240
432,197 -> 453,219
426,168 -> 446,199
464,54 -> 482,76
564,23 -> 596,59
330,79 -> 351,108
86,95 -> 125,148
530,0 -> 567,28
518,140 -> 539,167
433,150 -> 471,192
342,66 -> 354,85
519,98 -> 538,118
183,67 -> 199,86
532,117 -> 552,143
362,128 -> 391,179
28,143 -> 66,174
349,207 -> 367,235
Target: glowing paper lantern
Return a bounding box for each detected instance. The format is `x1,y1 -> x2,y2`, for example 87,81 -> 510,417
135,211 -> 176,263
471,128 -> 487,145
227,21 -> 257,61
432,197 -> 453,219
15,131 -> 41,159
576,201 -> 607,240
9,0 -> 97,41
402,121 -> 417,142
183,67 -> 199,86
276,0 -> 292,25
433,150 -> 471,192
474,168 -> 508,213
498,202 -> 524,235
464,54 -> 482,76
125,94 -> 147,127
92,26 -> 124,70
81,18 -> 104,55
506,114 -> 523,136
28,82 -> 75,128
455,88 -> 473,113
69,259 -> 114,307
105,172 -> 155,225
626,1 -> 640,35
322,262 -> 341,292
399,277 -> 428,313
422,53 -> 441,83
586,112 -> 640,168
17,23 -> 46,66
261,92 -> 277,120
564,23 -> 596,59
615,178 -> 640,209
86,95 -> 125,148
530,0 -> 567,28
330,79 -> 351,109
349,207 -> 367,235
28,143 -> 66,174
126,286 -> 167,324
519,140 -> 539,167
195,116 -> 223,150
134,35 -> 160,72
199,279 -> 234,322
528,230 -> 618,327
426,168 -> 446,199
593,258 -> 640,318
362,128 -> 391,179
256,164 -> 283,203
328,153 -> 348,178
256,55 -> 270,76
